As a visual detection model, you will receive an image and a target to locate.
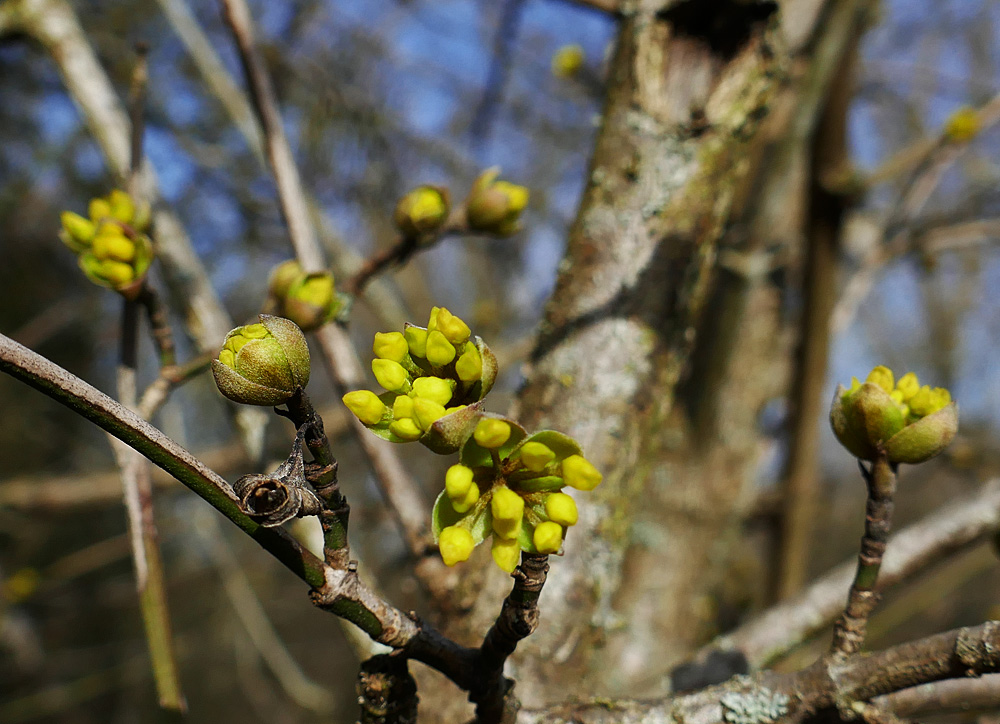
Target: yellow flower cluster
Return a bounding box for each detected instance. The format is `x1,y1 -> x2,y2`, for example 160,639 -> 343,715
266,260 -> 340,331
59,190 -> 154,294
846,366 -> 951,422
436,419 -> 602,572
832,365 -> 958,465
342,307 -> 493,445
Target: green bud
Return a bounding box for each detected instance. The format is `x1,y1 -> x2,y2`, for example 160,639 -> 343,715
284,271 -> 337,331
831,369 -> 958,464
466,167 -> 529,236
212,316 -> 310,406
268,259 -> 304,300
60,211 -> 96,252
394,185 -> 450,238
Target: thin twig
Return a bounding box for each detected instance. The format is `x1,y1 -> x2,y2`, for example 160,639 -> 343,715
877,673 -> 1000,717
137,284 -> 177,369
693,477 -> 1000,669
474,554 -> 550,724
217,0 -> 447,595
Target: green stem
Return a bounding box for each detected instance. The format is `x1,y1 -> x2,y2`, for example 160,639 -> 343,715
0,332 -> 327,588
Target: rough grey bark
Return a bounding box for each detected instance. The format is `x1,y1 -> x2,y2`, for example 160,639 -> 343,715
415,1 -> 875,718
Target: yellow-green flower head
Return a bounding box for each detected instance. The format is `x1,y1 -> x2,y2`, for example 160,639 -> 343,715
268,259 -> 304,300
342,307 -> 498,452
551,44 -> 585,78
394,185 -> 450,239
465,167 -> 529,236
59,191 -> 154,297
431,427 -> 597,572
831,366 -> 958,464
943,106 -> 980,143
265,260 -> 340,331
212,315 -> 311,406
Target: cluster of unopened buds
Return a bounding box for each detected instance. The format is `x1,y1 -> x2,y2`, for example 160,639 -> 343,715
343,306 -> 602,571
831,365 -> 957,465
435,418 -> 601,572
342,307 -> 497,453
265,260 -> 342,331
58,189 -> 154,297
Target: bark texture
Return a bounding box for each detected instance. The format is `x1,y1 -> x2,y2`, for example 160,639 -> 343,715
419,1 -> 875,718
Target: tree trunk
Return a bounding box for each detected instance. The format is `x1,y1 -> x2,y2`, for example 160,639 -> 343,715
418,0 -> 874,718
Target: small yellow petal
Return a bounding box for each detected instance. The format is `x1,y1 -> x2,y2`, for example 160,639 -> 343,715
533,521 -> 563,554
866,365 -> 894,394
373,331 -> 409,363
445,464 -> 474,502
562,455 -> 602,491
491,486 -> 524,540
425,330 -> 457,366
544,492 -> 578,526
491,536 -> 521,573
453,482 -> 479,514
404,326 -> 428,358
413,397 -> 447,431
342,390 -> 386,426
389,417 -> 423,441
519,441 -> 555,472
434,307 -> 471,344
392,394 -> 415,420
410,376 -> 454,406
439,526 -> 475,566
896,372 -> 919,400
474,418 -> 511,449
455,344 -> 482,383
372,359 -> 410,392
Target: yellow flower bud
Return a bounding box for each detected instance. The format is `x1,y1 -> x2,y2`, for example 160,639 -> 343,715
453,482 -> 480,514
404,326 -> 428,358
562,455 -> 602,491
455,344 -> 482,383
438,526 -> 475,566
108,189 -> 136,224
519,441 -> 556,472
445,464 -> 475,501
373,331 -> 409,363
60,211 -> 96,250
434,307 -> 471,344
413,397 -> 447,431
268,259 -> 304,300
92,228 -> 137,263
551,44 -> 584,78
544,492 -> 578,526
445,405 -> 467,415
96,259 -> 135,285
490,486 -> 524,539
492,536 -> 521,573
410,376 -> 455,406
372,359 -> 410,392
866,365 -> 894,394
212,316 -> 311,406
390,417 -> 423,441
392,394 -> 415,420
284,272 -> 337,331
944,106 -> 980,143
533,521 -> 563,554
89,197 -> 112,222
427,306 -> 440,331
425,330 -> 457,366
394,186 -> 450,238
474,418 -> 511,449
466,168 -> 530,236
342,390 -> 387,426
896,372 -> 919,401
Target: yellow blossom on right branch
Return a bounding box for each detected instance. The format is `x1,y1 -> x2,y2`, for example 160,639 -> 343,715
830,365 -> 957,464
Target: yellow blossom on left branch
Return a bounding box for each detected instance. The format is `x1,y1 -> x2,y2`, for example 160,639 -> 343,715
59,189 -> 154,298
